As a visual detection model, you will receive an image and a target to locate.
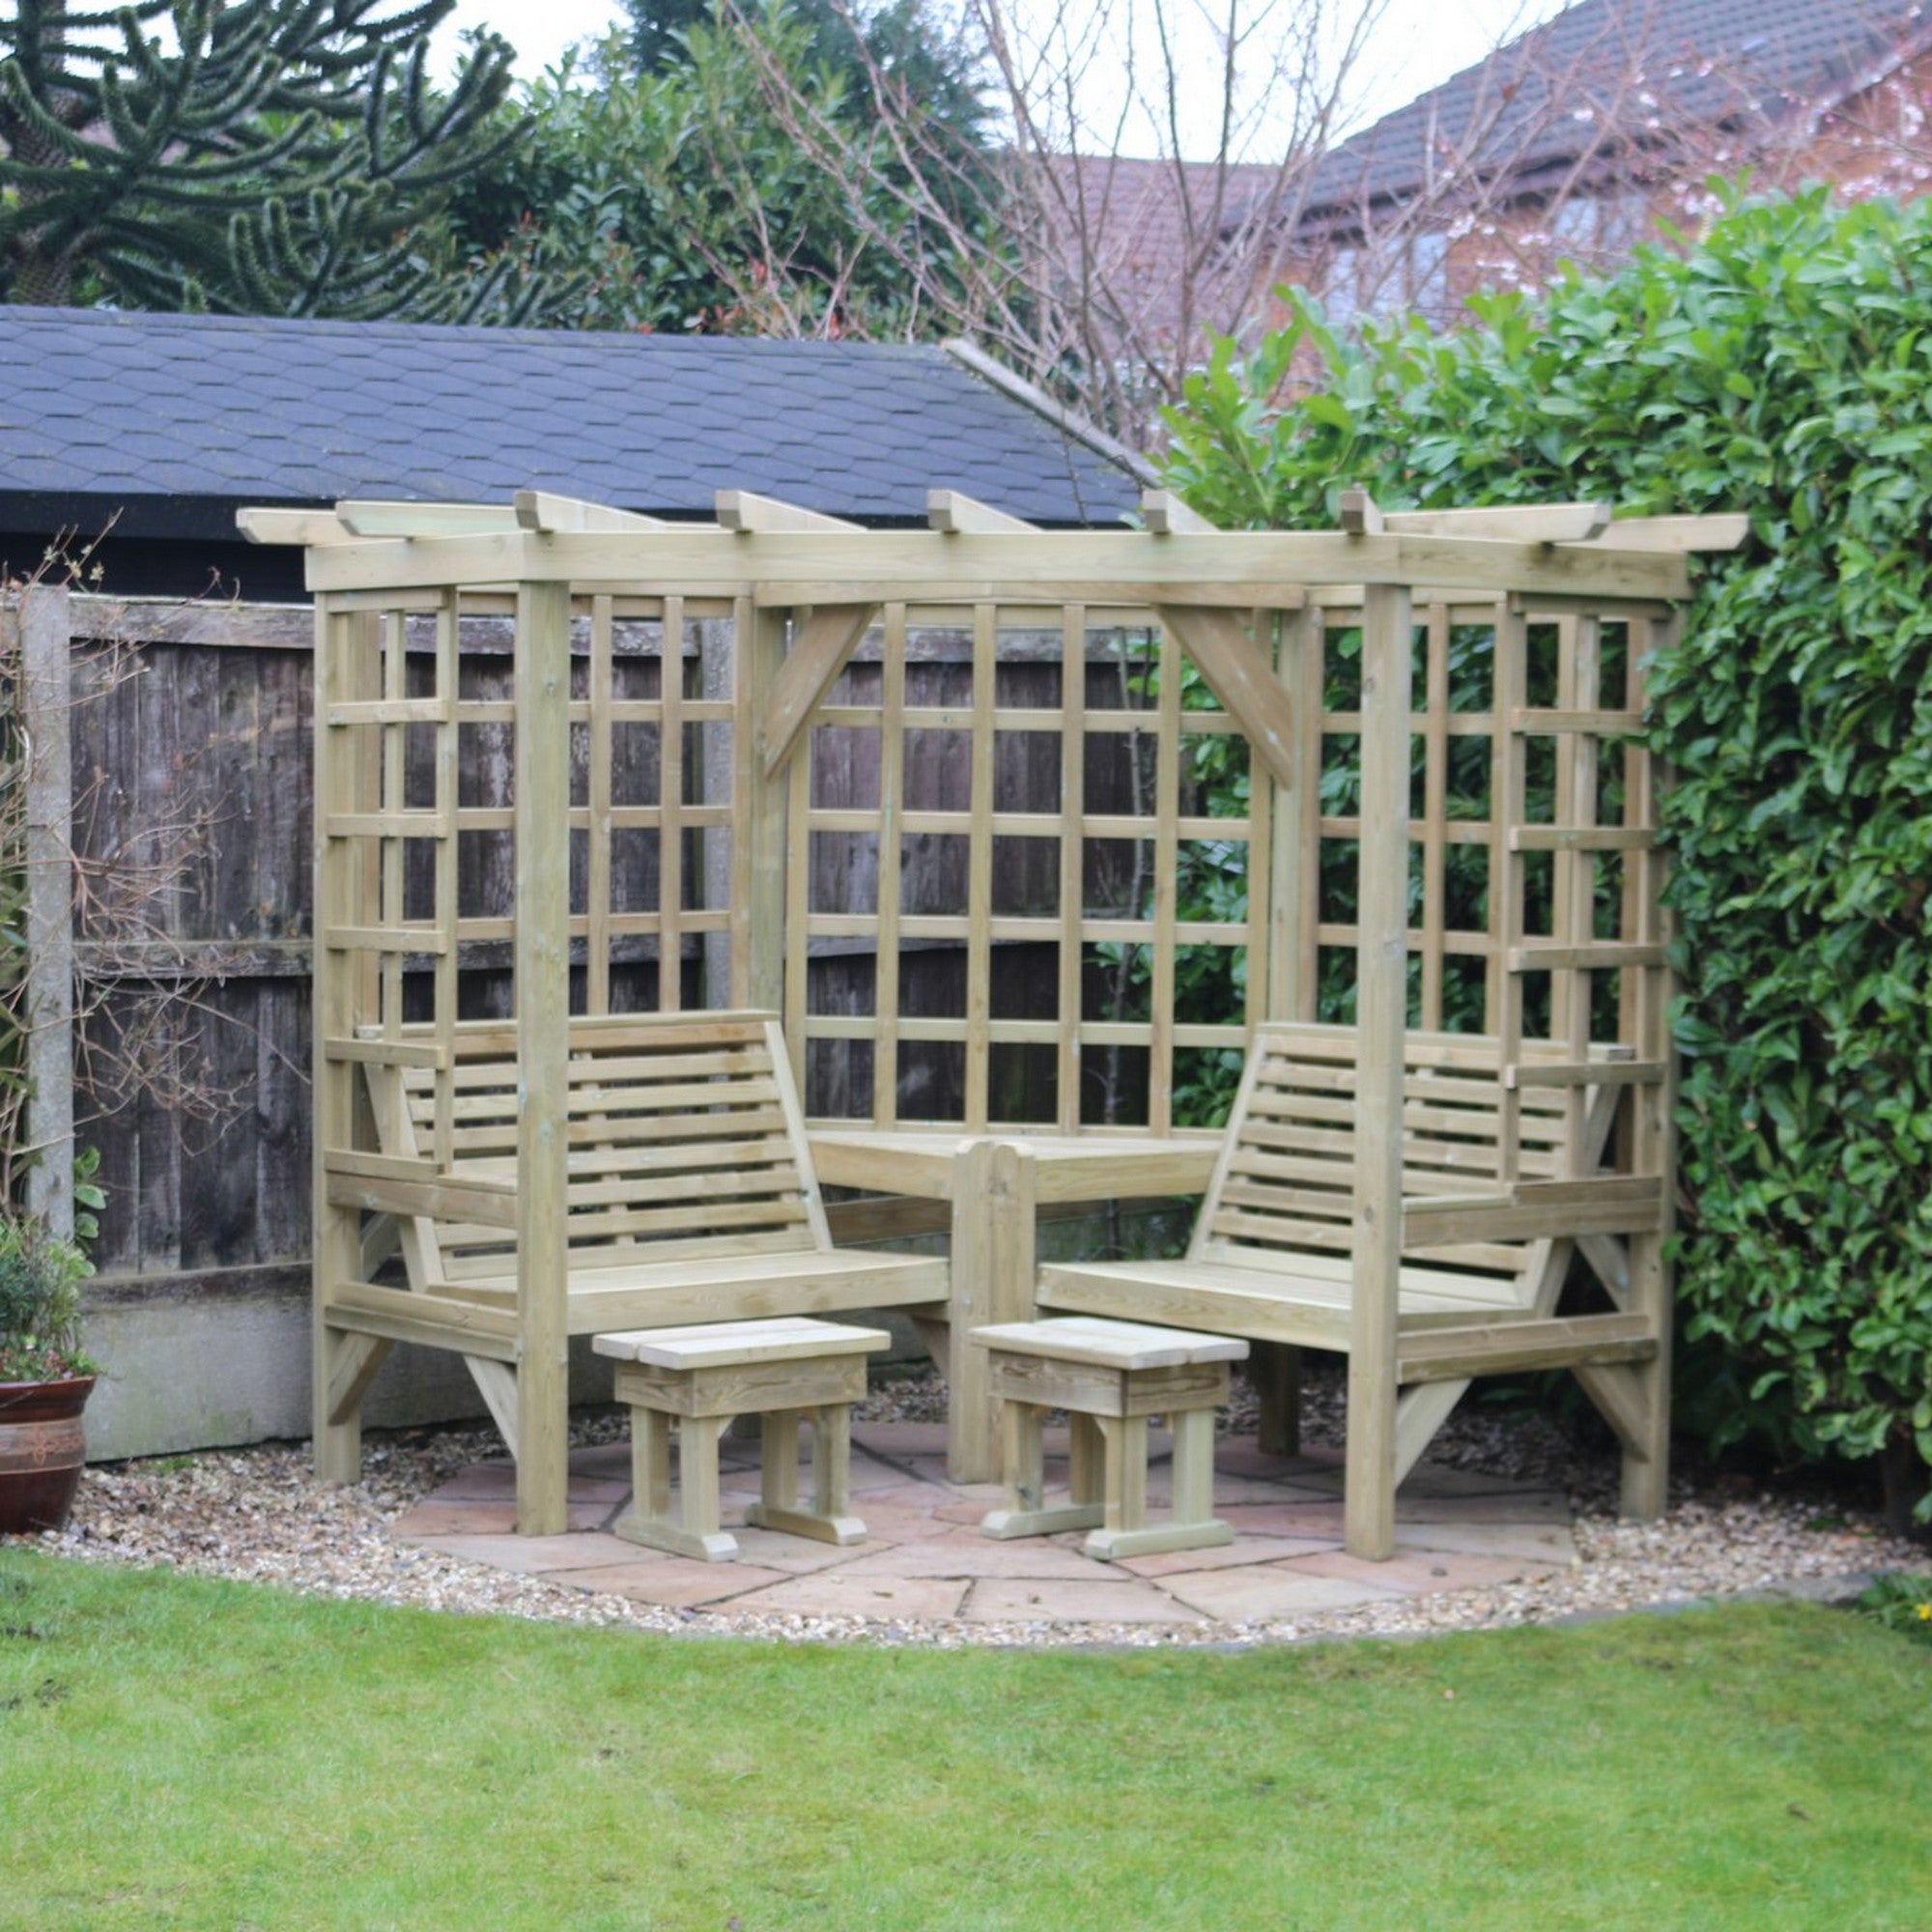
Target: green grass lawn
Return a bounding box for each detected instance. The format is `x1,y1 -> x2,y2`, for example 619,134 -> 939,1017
2,1550 -> 1927,1931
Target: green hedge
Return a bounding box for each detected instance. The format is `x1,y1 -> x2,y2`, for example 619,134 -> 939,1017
1163,185 -> 1932,1518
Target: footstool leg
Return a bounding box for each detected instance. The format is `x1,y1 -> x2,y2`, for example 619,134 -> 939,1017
614,1407 -> 740,1562
760,1407 -> 803,1515
813,1403 -> 852,1522
1097,1413 -> 1148,1538
1068,1412 -> 1102,1509
1086,1406 -> 1235,1561
980,1400 -> 1105,1540
745,1403 -> 868,1547
1170,1407 -> 1232,1543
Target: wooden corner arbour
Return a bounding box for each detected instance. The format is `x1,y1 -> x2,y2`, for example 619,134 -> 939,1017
253,486 -> 1735,1548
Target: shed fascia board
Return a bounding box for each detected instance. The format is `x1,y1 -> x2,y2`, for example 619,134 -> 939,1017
300,526 -> 1690,602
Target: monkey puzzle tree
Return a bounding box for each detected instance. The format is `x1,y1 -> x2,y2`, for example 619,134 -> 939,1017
0,0 -> 524,317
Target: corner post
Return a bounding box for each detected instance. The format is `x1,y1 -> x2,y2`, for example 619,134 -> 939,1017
733,601 -> 790,1015
514,577 -> 574,1535
311,602 -> 377,1484
1621,611 -> 1679,1519
1346,582 -> 1413,1559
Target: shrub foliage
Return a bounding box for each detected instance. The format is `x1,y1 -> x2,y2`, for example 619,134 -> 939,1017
1163,185 -> 1932,1514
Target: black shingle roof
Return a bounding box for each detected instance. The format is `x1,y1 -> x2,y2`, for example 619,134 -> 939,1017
0,307 -> 1141,538
1297,0 -> 1931,222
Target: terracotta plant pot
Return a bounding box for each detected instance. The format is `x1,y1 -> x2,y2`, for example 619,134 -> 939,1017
0,1375 -> 96,1534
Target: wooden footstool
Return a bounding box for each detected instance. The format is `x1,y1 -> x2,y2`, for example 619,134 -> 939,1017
972,1317 -> 1248,1561
593,1318 -> 889,1562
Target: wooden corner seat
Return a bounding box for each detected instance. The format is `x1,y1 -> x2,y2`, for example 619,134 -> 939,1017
1037,1022 -> 1669,1539
320,1010 -> 947,1463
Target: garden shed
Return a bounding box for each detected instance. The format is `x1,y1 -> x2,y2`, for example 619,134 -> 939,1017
0,306 -> 1141,1459
261,486 -> 1736,1556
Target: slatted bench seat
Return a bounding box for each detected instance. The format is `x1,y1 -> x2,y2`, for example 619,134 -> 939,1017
1037,1021 -> 1669,1554
318,1012 -> 947,1514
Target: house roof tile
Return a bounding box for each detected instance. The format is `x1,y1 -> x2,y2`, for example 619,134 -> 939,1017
1296,0 -> 1931,222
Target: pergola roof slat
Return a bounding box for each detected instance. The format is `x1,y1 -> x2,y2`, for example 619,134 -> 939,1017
298,526 -> 1692,600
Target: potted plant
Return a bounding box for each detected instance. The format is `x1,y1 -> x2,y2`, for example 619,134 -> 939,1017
0,1211 -> 99,1534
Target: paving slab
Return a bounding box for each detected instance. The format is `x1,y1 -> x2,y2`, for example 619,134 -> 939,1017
1397,1461 -> 1561,1498
1288,1548 -> 1558,1596
717,1525 -> 879,1575
431,1464 -> 518,1500
724,1573 -> 971,1621
1213,1442 -> 1344,1481
545,1556 -> 791,1609
1213,1500 -> 1348,1540
395,1421 -> 1579,1628
834,1535 -> 1109,1582
1112,1533 -> 1340,1579
848,1420 -> 950,1458
1158,1564 -> 1410,1621
961,1577 -> 1201,1625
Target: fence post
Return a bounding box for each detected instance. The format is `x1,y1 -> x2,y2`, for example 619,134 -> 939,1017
20,583 -> 74,1236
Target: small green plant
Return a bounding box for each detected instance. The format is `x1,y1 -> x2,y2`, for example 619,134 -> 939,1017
1853,1572 -> 1932,1646
0,1214 -> 98,1383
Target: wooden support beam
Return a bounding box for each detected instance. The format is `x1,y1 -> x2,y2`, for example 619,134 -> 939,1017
1345,580 -> 1412,1560
299,526 -> 1691,602
466,1358 -> 522,1461
1397,1312 -> 1659,1384
513,576 -> 574,1536
1572,1360 -> 1655,1462
325,1332 -> 392,1428
926,490 -> 1035,535
1508,942 -> 1668,974
237,507 -> 353,546
1393,1379 -> 1470,1487
513,491 -> 674,534
337,500 -> 522,537
1385,501 -> 1612,543
1141,488 -> 1216,535
1154,605 -> 1299,790
716,490 -> 862,535
1339,486 -> 1384,536
1570,514 -> 1750,554
757,603 -> 881,778
324,1281 -> 519,1357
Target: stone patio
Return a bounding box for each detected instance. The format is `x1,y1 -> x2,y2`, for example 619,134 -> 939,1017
392,1422 -> 1579,1628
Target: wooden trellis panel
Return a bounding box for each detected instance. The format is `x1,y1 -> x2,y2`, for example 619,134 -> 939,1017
785,605 -> 1271,1133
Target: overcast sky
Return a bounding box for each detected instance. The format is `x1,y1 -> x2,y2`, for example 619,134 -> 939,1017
429,0 -> 1565,157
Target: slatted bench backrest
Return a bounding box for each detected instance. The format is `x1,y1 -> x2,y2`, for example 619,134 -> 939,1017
368,1013 -> 828,1284
1195,1023 -> 1567,1294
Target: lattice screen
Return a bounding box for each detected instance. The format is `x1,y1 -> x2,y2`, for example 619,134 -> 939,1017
1286,594 -> 1671,1058
784,603 -> 1270,1133
313,589 -> 739,1097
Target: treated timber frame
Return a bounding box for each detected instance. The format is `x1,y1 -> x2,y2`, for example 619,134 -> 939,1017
270,487 -> 1720,1539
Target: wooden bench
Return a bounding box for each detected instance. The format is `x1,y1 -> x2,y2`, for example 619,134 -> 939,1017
595,1318 -> 888,1561
1037,1022 -> 1668,1550
323,1012 -> 948,1489
974,1317 -> 1248,1560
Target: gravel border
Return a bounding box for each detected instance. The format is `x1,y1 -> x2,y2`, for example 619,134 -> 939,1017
14,1369 -> 1927,1649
